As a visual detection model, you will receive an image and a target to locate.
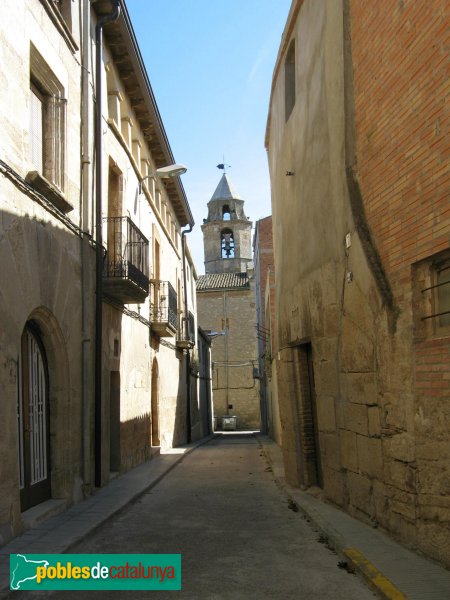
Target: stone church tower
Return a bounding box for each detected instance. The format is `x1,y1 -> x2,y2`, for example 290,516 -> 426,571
197,173 -> 260,431
202,173 -> 253,274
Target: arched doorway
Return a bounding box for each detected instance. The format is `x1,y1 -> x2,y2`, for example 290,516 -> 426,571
18,322 -> 51,511
151,358 -> 160,447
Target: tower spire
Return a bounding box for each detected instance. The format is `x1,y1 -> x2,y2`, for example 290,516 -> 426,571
201,171 -> 253,275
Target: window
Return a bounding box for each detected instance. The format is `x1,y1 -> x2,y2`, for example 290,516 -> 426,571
39,1 -> 78,53
436,264 -> 450,327
221,228 -> 235,258
30,85 -> 44,174
285,40 -> 296,121
27,44 -> 69,211
222,205 -> 231,221
413,250 -> 450,338
53,0 -> 72,30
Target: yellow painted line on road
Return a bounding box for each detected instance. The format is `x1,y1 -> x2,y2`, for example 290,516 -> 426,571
344,548 -> 408,600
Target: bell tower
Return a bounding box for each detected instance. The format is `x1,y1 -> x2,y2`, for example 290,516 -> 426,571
201,173 -> 253,274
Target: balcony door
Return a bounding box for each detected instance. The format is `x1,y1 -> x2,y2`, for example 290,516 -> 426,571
18,323 -> 51,511
107,165 -> 123,267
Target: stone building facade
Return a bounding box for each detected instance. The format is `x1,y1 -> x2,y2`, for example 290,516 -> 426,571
266,0 -> 449,567
253,216 -> 281,443
0,0 -> 88,545
0,0 -> 197,545
196,327 -> 213,438
197,174 -> 260,430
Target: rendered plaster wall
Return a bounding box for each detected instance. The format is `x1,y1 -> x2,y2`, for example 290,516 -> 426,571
102,73 -> 190,464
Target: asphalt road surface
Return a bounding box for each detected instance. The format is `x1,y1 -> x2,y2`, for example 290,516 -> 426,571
17,433 -> 375,599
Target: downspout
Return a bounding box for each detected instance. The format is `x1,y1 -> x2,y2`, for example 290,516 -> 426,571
204,334 -> 213,434
181,224 -> 193,443
94,0 -> 120,488
223,292 -> 229,414
80,0 -> 92,491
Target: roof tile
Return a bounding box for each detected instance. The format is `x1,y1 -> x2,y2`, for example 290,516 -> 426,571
197,272 -> 250,291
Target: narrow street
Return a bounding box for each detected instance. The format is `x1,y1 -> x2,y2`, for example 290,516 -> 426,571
19,434 -> 375,599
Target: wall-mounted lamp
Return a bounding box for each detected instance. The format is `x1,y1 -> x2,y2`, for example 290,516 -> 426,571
139,163 -> 187,193
207,330 -> 226,339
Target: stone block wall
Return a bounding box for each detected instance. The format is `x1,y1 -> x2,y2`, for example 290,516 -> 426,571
0,0 -> 87,544
197,287 -> 260,430
349,0 -> 450,564
266,0 -> 450,568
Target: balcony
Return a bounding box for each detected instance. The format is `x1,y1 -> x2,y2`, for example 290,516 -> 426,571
176,311 -> 196,350
150,281 -> 178,337
103,216 -> 149,304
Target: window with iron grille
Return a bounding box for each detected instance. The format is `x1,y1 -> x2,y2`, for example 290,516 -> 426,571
436,265 -> 450,327
413,250 -> 450,338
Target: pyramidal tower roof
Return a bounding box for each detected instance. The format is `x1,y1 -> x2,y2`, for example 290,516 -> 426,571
210,173 -> 242,202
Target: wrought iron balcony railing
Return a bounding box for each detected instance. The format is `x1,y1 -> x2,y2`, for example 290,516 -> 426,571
103,216 -> 149,303
150,281 -> 178,337
177,311 -> 196,349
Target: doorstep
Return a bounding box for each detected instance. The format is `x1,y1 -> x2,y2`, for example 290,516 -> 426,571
21,499 -> 67,531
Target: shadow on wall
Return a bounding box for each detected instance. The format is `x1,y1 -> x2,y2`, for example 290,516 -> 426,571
171,357 -> 188,448
0,208 -> 96,541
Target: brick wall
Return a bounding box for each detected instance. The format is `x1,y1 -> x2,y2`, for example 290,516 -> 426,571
350,0 -> 450,410
350,0 -> 449,274
350,0 -> 450,564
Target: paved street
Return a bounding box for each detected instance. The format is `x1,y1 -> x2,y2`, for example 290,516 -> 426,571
16,433 -> 375,599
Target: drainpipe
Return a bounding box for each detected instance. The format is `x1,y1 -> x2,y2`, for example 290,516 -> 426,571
94,0 -> 120,488
223,292 -> 229,414
181,224 -> 193,443
80,0 -> 92,491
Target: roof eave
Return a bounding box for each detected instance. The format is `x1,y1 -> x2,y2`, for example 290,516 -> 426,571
197,286 -> 250,293
93,0 -> 194,227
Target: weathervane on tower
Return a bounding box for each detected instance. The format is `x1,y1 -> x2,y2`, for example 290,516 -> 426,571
216,157 -> 231,174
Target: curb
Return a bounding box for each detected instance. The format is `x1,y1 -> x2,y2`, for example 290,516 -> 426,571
0,434 -> 217,598
343,548 -> 407,600
256,436 -> 407,600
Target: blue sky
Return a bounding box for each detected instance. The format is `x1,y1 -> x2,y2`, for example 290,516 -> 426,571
126,0 -> 291,273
